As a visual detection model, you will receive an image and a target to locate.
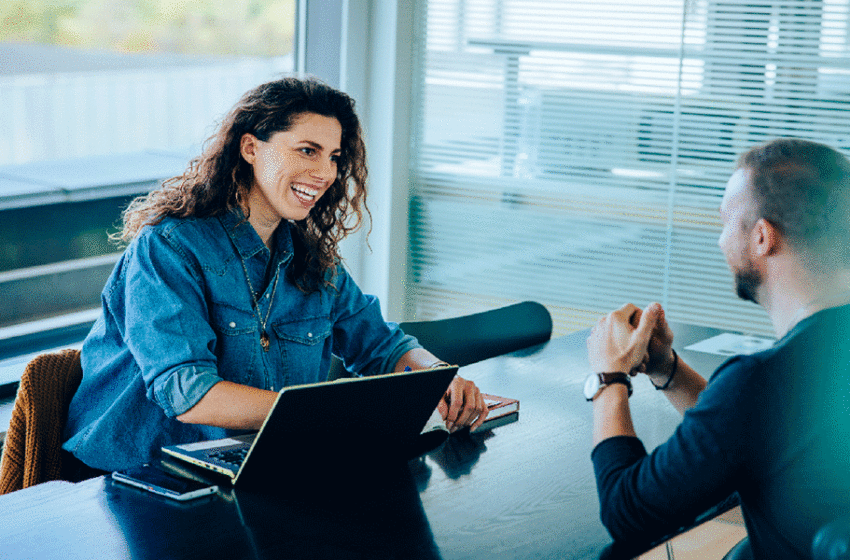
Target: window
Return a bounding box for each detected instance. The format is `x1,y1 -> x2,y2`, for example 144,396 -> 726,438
407,0 -> 850,336
0,1 -> 296,366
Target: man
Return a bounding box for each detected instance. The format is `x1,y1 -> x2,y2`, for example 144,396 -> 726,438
585,138 -> 850,559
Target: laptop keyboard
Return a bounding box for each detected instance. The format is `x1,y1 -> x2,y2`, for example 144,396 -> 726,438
209,447 -> 249,468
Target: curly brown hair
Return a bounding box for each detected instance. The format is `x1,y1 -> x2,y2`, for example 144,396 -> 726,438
117,76 -> 369,292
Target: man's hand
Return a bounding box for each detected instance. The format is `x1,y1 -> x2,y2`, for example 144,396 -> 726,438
643,302 -> 676,380
587,303 -> 661,374
439,376 -> 488,432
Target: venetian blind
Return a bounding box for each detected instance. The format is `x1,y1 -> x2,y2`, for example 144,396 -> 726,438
406,0 -> 850,337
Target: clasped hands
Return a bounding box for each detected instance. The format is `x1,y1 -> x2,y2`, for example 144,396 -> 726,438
586,302 -> 676,381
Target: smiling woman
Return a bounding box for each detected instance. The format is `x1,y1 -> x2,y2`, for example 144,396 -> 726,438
59,77 -> 488,475
240,113 -> 343,235
115,77 -> 368,294
0,1 -> 298,363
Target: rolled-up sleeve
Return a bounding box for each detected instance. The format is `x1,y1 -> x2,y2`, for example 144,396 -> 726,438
379,319 -> 422,373
330,267 -> 422,376
119,228 -> 223,417
152,365 -> 222,417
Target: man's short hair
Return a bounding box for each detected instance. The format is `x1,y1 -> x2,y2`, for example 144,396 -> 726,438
737,138 -> 850,269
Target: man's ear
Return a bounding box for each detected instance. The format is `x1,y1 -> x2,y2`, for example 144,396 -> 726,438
240,133 -> 259,164
751,217 -> 781,257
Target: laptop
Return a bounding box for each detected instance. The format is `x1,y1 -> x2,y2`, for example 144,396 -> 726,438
161,365 -> 458,486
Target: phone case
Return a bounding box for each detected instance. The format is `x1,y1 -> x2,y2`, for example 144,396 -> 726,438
112,465 -> 218,501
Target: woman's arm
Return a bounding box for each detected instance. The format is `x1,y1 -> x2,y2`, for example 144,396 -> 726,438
176,381 -> 277,430
393,348 -> 489,432
391,347 -> 445,372
176,349 -> 489,432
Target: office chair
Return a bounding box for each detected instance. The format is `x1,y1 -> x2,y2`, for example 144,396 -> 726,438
0,349 -> 82,494
399,301 -> 553,368
813,516 -> 850,560
328,301 -> 552,381
327,301 -> 553,380
723,514 -> 850,560
722,537 -> 752,560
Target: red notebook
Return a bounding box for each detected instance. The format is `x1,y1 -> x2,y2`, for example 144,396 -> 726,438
419,392 -> 519,437
479,393 -> 519,430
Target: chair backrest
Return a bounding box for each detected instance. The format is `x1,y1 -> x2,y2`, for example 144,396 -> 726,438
326,301 -> 553,379
722,537 -> 752,560
813,516 -> 850,560
0,349 -> 82,494
399,301 -> 553,368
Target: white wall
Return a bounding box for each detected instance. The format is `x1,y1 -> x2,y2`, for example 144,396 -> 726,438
325,0 -> 415,322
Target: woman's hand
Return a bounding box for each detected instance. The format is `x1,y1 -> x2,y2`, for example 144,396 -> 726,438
439,376 -> 488,432
394,348 -> 488,432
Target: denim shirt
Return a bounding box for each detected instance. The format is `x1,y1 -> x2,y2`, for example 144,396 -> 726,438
62,207 -> 419,471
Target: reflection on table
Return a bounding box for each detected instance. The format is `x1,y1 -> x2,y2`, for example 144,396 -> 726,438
0,322 -> 729,560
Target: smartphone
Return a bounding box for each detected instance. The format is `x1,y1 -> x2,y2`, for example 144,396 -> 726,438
112,464 -> 219,501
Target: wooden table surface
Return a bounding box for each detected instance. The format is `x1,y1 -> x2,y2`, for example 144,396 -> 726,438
0,322 -> 729,560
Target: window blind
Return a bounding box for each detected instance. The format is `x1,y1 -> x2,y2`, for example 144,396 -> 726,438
407,0 -> 850,337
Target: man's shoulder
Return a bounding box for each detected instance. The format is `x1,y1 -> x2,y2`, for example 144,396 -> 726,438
707,349 -> 769,385
706,310 -> 850,393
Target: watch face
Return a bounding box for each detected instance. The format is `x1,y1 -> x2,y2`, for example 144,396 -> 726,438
583,373 -> 601,400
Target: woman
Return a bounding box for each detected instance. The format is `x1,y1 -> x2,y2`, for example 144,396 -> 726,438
62,77 -> 486,474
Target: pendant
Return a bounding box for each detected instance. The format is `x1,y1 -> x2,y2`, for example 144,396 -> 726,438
260,332 -> 270,352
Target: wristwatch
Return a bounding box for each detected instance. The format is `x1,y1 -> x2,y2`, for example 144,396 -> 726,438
583,372 -> 633,401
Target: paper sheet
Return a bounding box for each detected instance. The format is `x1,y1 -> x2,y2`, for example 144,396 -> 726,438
684,332 -> 775,356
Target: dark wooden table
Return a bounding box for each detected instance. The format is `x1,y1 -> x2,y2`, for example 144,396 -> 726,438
0,323 -> 728,560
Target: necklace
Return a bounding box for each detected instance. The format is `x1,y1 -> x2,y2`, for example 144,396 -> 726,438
236,253 -> 281,352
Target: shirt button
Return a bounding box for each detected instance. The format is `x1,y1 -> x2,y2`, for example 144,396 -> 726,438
307,332 -> 313,338
265,294 -> 269,299
229,322 -> 236,328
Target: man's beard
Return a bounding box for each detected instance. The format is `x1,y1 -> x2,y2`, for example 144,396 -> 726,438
735,266 -> 762,304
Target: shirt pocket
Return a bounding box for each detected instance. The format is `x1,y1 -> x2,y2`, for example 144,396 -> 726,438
272,316 -> 332,385
209,302 -> 260,385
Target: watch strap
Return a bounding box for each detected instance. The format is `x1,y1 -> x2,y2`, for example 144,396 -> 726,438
586,372 -> 633,401
605,376 -> 633,397
598,372 -> 630,384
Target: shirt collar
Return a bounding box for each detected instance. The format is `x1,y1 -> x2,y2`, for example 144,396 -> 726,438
779,302 -> 850,345
218,206 -> 294,266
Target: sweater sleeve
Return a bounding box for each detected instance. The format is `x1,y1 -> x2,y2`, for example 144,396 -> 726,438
590,355 -> 757,545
